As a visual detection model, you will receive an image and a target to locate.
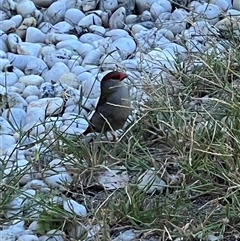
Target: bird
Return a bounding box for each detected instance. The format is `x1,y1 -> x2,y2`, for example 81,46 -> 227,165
83,71 -> 131,138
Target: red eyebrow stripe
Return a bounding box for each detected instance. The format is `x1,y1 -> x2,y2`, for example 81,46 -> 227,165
102,71 -> 128,82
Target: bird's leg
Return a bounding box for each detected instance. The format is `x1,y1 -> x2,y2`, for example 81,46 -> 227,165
107,131 -> 119,142
111,131 -> 119,142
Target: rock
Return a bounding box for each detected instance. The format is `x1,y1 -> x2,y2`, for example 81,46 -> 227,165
114,229 -> 137,241
150,2 -> 167,20
17,234 -> 39,241
7,53 -> 48,75
0,39 -> 8,52
19,75 -> 44,86
225,9 -> 240,19
107,37 -> 136,59
109,7 -> 126,29
215,17 -> 240,31
31,0 -> 55,7
43,62 -> 69,83
194,3 -> 221,24
137,170 -> 166,193
45,33 -> 78,44
40,82 -> 55,98
2,108 -> 27,128
27,97 -> 64,122
42,48 -> 72,68
79,33 -> 104,44
64,8 -> 85,25
78,13 -> 102,27
44,1 -> 67,24
10,14 -> 23,28
233,0 -> 240,10
82,76 -> 100,99
17,42 -> 42,56
82,0 -> 99,12
131,24 -> 148,34
0,19 -> 16,32
28,221 -> 40,231
160,20 -> 187,35
136,0 -> 171,14
22,85 -> 40,98
0,117 -> 14,134
0,134 -> 16,151
33,9 -> 43,24
211,0 -> 232,10
15,17 -> 37,39
100,0 -> 118,12
38,21 -> 53,33
56,40 -> 92,57
26,95 -> 39,103
0,10 -> 8,21
0,71 -> 18,86
141,10 -> 152,21
6,92 -> 28,108
51,21 -> 73,34
22,122 -> 45,136
105,29 -> 129,40
76,71 -> 94,85
59,72 -> 79,88
82,49 -> 102,66
100,51 -> 122,69
72,66 -> 86,76
24,57 -> 48,76
7,33 -> 22,53
88,24 -> 106,35
44,173 -> 73,188
63,199 -> 87,216
0,230 -> 15,241
25,27 -> 46,43
16,0 -> 37,17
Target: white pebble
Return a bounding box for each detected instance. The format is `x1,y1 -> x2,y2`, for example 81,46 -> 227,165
43,62 -> 69,83
25,27 -> 45,43
10,14 -> 23,28
2,108 -> 27,128
17,42 -> 42,57
107,37 -> 136,58
22,122 -> 46,135
64,8 -> 85,25
0,117 -> 14,134
82,49 -> 102,66
0,19 -> 16,32
16,0 -> 37,17
26,95 -> 39,103
19,75 -> 44,86
79,33 -> 104,44
63,199 -> 87,216
17,234 -> 39,241
27,97 -> 64,122
0,230 -> 15,241
109,7 -> 126,29
194,3 -> 221,24
44,1 -> 66,24
78,13 -> 102,27
82,0 -> 99,11
7,33 -> 22,53
233,0 -> 240,10
44,173 -> 73,187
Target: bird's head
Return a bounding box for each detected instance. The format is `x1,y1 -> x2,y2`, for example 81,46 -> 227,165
99,71 -> 128,99
102,71 -> 128,82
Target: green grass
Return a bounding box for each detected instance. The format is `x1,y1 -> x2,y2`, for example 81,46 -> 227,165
2,26 -> 240,241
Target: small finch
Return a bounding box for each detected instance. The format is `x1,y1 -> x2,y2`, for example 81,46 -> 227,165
83,71 -> 131,137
